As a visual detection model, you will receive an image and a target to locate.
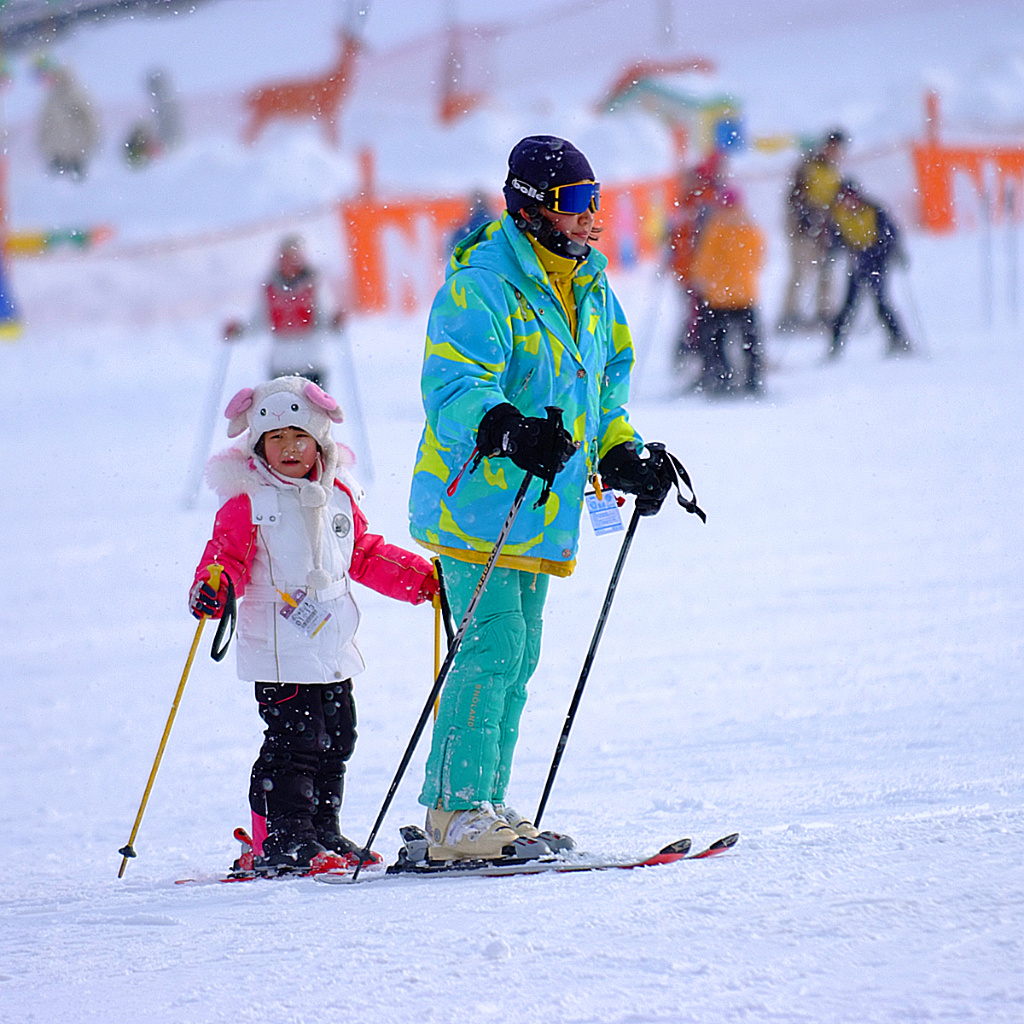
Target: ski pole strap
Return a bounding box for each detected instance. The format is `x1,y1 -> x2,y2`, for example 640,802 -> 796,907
647,442 -> 707,522
210,575 -> 237,662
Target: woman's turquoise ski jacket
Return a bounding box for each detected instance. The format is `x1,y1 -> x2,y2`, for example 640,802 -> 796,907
408,211 -> 641,576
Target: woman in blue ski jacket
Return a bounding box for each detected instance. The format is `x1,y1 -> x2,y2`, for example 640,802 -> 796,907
408,135 -> 682,861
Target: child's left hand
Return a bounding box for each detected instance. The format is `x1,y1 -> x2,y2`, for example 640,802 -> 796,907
422,572 -> 441,605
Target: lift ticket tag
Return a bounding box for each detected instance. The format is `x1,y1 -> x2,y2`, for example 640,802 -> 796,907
585,490 -> 624,536
278,589 -> 332,638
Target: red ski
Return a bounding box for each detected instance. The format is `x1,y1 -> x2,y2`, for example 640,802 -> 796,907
316,830 -> 739,883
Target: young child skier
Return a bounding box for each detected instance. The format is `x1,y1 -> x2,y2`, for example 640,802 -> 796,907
190,375 -> 438,874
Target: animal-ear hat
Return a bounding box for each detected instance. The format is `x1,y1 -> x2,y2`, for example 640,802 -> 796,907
223,377 -> 345,590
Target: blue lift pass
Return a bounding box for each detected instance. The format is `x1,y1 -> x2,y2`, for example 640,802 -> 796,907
585,490 -> 624,536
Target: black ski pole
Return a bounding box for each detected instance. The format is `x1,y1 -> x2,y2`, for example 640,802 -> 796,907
435,557 -> 454,646
534,504 -> 641,828
533,445 -> 705,827
352,470 -> 535,879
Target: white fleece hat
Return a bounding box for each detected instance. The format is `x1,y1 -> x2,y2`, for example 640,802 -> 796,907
223,376 -> 345,592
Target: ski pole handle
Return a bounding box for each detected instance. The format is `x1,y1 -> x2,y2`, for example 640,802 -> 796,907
206,563 -> 224,594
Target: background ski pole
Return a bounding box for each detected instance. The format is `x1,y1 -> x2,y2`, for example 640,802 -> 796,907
353,471 -> 534,879
117,565 -> 225,877
183,333 -> 235,509
534,506 -> 641,828
334,320 -> 375,485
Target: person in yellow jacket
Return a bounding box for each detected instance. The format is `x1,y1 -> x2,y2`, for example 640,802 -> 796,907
689,187 -> 766,394
828,182 -> 910,358
778,129 -> 847,331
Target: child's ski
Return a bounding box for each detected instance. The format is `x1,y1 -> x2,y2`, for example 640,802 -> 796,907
174,826 -> 384,885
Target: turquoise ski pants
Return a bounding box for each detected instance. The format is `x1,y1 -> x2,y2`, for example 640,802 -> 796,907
419,556 -> 550,810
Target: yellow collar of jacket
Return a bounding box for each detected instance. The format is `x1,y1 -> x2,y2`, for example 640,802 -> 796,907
529,234 -> 580,339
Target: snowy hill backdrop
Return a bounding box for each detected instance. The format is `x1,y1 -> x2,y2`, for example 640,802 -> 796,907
1,1 -> 1021,1022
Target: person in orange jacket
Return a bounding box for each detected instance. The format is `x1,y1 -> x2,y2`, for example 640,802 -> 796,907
689,186 -> 767,395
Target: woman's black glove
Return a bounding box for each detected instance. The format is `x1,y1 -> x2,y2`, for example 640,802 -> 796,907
598,442 -> 675,516
477,403 -> 576,480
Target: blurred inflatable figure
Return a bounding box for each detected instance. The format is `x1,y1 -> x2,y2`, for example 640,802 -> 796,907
123,70 -> 181,169
123,121 -> 160,168
0,257 -> 21,341
777,128 -> 847,332
688,186 -> 766,395
0,64 -> 22,340
828,182 -> 910,359
146,68 -> 181,151
223,235 -> 346,391
35,58 -> 99,181
666,150 -> 726,372
447,189 -> 494,252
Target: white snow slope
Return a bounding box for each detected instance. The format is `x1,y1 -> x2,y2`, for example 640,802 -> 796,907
1,2 -> 1022,1023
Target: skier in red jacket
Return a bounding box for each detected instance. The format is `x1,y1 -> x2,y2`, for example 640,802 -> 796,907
224,235 -> 346,390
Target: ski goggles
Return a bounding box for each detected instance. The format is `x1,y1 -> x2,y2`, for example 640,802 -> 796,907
546,180 -> 601,215
508,176 -> 601,214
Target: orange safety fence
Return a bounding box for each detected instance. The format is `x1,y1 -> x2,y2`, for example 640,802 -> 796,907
912,90 -> 1024,233
339,176 -> 676,314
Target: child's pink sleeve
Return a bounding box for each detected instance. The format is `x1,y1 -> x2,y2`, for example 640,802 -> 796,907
193,494 -> 258,596
346,492 -> 438,605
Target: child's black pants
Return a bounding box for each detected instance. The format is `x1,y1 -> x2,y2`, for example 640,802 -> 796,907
249,681 -> 356,840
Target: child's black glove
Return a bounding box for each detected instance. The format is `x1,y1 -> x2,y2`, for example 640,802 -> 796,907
598,442 -> 674,516
476,403 -> 576,480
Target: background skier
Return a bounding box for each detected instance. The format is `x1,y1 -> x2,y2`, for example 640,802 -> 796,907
224,235 -> 346,389
828,181 -> 910,358
666,151 -> 727,372
407,135 -> 684,862
688,186 -> 766,394
777,128 -> 847,331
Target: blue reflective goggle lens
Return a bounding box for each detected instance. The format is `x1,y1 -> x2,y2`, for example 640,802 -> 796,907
548,181 -> 600,214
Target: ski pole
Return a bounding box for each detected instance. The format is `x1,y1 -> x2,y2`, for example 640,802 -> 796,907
183,335 -> 235,509
534,505 -> 641,828
431,558 -> 454,719
335,321 -> 376,485
534,446 -> 705,827
117,565 -> 225,877
353,470 -> 535,879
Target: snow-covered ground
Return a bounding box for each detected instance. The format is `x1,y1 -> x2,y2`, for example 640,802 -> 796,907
1,2 -> 1022,1022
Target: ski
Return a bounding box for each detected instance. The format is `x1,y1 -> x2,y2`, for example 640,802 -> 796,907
176,827 -> 738,886
174,826 -> 385,885
315,828 -> 739,884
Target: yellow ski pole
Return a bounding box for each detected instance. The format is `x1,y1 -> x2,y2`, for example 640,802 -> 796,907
430,558 -> 453,719
117,565 -> 223,877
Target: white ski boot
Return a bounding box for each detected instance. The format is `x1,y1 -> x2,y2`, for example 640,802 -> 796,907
495,804 -> 576,854
494,804 -> 542,839
425,802 -> 520,861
